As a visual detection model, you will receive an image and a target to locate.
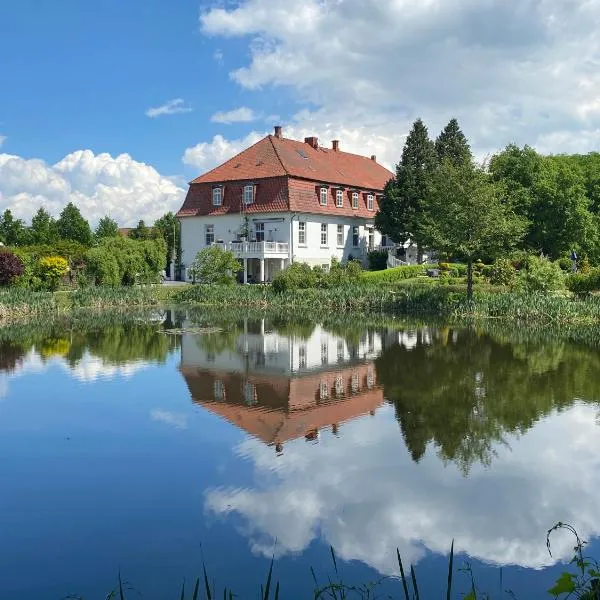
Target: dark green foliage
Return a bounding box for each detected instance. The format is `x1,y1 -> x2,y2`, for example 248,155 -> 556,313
271,260 -> 362,292
367,249 -> 388,271
0,209 -> 29,246
375,118 -> 437,247
435,118 -> 472,167
0,250 -> 25,285
566,268 -> 600,294
516,255 -> 565,293
56,202 -> 93,246
129,219 -> 157,241
420,160 -> 527,299
153,212 -> 181,273
489,258 -> 517,287
30,207 -> 58,245
94,216 -> 120,240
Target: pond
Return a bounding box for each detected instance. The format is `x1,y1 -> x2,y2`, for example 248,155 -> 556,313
1,310 -> 599,599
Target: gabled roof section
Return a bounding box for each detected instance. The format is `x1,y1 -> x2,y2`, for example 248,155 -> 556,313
188,134 -> 393,190
190,136 -> 287,184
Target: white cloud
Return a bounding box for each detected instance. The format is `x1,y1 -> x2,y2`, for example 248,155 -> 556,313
0,150 -> 186,226
213,49 -> 224,64
205,404 -> 600,575
150,409 -> 188,429
198,0 -> 600,158
211,107 -> 259,124
183,131 -> 264,172
0,135 -> 6,148
146,98 -> 193,118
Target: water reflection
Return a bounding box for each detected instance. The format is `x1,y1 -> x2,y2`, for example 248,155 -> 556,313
177,317 -> 600,574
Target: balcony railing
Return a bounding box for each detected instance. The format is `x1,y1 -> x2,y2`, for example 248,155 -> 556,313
212,241 -> 289,256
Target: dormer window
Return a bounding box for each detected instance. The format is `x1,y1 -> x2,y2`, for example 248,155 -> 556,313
336,189 -> 343,208
352,191 -> 359,209
212,186 -> 222,206
367,194 -> 374,211
320,187 -> 328,206
243,184 -> 254,205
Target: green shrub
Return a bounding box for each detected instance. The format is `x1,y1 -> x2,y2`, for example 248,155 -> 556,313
566,268 -> 600,294
37,256 -> 69,290
188,246 -> 241,285
517,255 -> 565,293
273,260 -> 363,292
489,258 -> 517,287
367,250 -> 388,271
84,247 -> 120,286
360,264 -> 433,283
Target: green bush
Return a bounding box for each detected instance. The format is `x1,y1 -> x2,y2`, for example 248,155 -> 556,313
367,250 -> 388,271
566,268 -> 600,294
188,246 -> 241,285
84,247 -> 121,286
37,256 -> 69,291
489,258 -> 517,287
272,262 -> 317,292
272,260 -> 363,293
360,264 -> 433,283
517,255 -> 565,293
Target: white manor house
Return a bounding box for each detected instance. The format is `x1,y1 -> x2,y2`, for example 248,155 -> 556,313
177,126 -> 419,282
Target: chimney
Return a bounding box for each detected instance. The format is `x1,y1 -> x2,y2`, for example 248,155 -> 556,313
371,155 -> 377,162
304,136 -> 319,149
274,125 -> 282,139
332,140 -> 340,151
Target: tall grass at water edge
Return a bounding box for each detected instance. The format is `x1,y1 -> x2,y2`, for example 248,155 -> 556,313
72,524 -> 600,600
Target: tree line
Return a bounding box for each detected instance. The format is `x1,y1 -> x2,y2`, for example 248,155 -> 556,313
376,118 -> 600,298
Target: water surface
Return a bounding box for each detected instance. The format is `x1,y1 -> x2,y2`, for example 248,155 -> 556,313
1,312 -> 599,599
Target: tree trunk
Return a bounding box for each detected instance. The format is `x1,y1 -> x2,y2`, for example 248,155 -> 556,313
467,259 -> 473,301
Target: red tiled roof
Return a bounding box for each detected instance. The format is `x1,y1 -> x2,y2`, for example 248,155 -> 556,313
178,133 -> 393,218
191,135 -> 392,189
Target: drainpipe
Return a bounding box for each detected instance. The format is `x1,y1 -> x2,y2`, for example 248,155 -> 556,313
289,213 -> 297,265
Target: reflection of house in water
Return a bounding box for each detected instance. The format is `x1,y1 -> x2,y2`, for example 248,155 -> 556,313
179,320 -> 388,451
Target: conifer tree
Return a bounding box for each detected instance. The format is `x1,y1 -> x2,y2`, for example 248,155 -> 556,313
435,118 -> 472,167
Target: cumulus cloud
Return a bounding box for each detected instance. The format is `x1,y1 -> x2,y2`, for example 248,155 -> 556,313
146,98 -> 193,118
211,107 -> 259,124
183,131 -> 264,171
205,404 -> 600,575
196,0 -> 600,161
0,150 -> 185,226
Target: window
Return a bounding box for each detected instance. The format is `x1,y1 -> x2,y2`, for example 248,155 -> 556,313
320,187 -> 328,206
255,222 -> 264,242
205,224 -> 215,246
335,376 -> 343,397
352,192 -> 359,209
298,221 -> 306,245
351,373 -> 359,393
320,382 -> 329,401
367,369 -> 374,389
337,339 -> 345,362
321,341 -> 328,365
212,187 -> 222,206
352,225 -> 359,247
381,234 -> 388,247
368,227 -> 374,250
243,184 -> 254,205
214,380 -> 225,401
336,189 -> 343,208
367,194 -> 374,211
337,224 -> 344,247
243,382 -> 257,405
320,223 -> 328,246
299,345 -> 307,369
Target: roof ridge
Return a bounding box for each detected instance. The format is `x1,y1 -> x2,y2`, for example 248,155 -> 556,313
189,135 -> 270,184
268,135 -> 291,175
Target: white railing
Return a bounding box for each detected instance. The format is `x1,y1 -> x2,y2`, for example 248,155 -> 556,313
213,241 -> 289,255
387,249 -> 408,268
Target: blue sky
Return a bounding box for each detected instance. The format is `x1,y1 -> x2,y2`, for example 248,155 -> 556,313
1,0 -> 599,226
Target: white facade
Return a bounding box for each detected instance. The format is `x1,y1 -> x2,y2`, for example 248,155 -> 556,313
180,212 -> 391,282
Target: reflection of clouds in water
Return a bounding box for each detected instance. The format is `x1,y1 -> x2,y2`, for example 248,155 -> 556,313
150,409 -> 188,430
0,350 -> 151,398
205,404 -> 600,574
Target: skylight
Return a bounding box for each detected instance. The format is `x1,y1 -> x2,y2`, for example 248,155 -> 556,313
296,149 -> 308,159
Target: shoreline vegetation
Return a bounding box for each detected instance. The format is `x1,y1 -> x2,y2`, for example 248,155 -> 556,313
70,524 -> 598,600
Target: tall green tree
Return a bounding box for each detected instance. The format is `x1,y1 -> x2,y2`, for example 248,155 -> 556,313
128,219 -> 155,241
56,203 -> 92,246
30,207 -> 58,245
375,118 -> 437,255
0,209 -> 28,246
420,161 -> 526,299
94,216 -> 119,240
435,118 -> 472,166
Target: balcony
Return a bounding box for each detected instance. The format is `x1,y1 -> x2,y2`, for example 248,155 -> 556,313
213,241 -> 289,258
